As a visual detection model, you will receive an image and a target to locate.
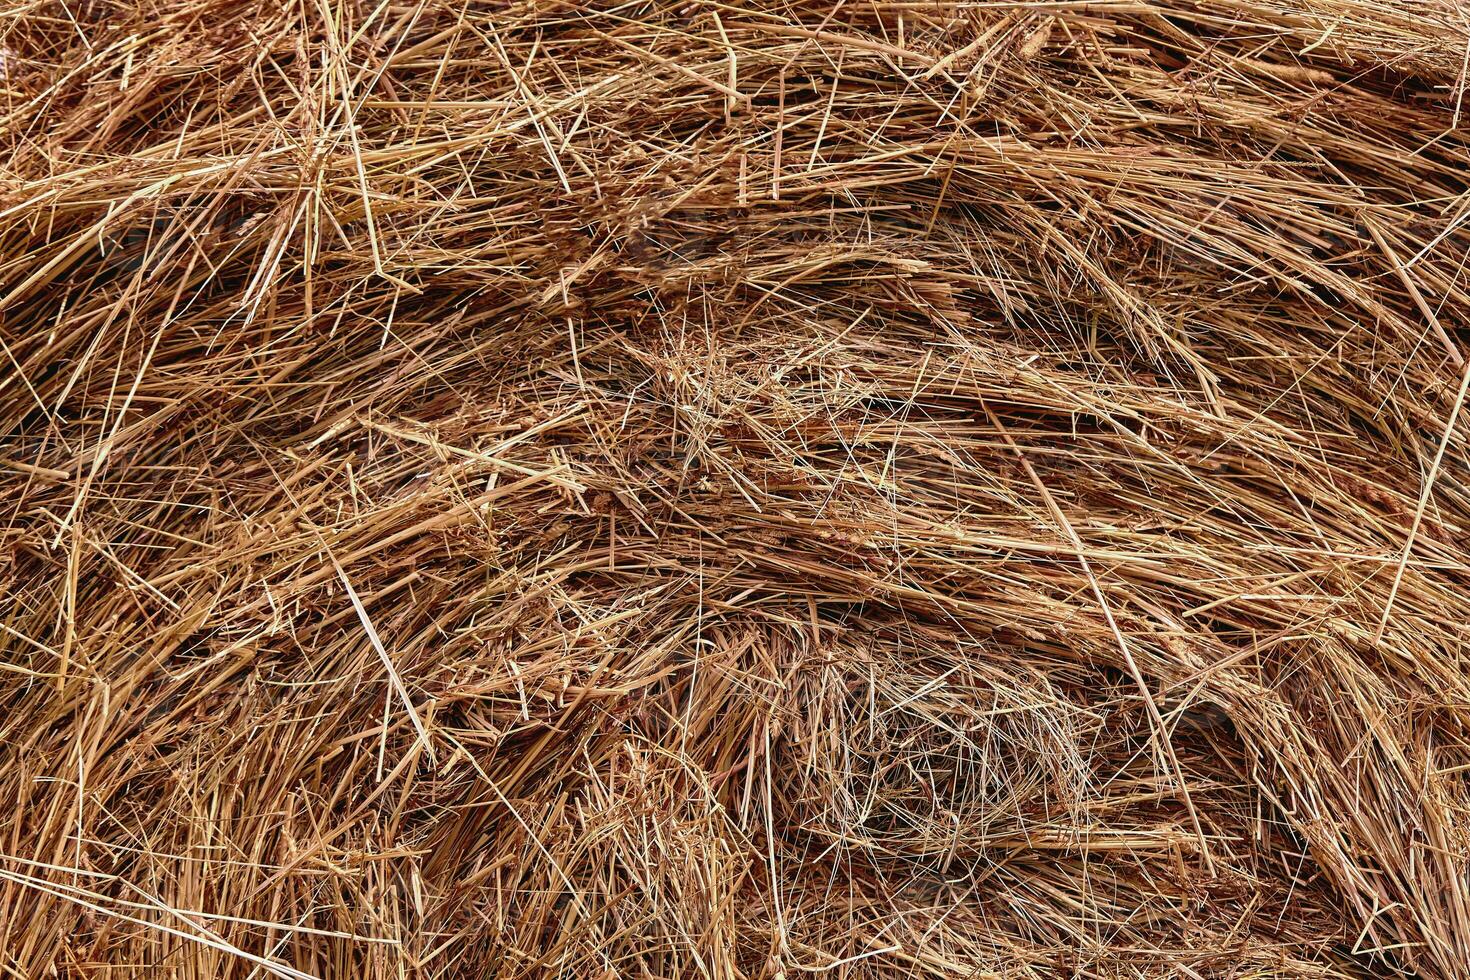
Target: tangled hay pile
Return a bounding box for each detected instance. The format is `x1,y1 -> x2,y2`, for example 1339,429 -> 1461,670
5,1 -> 1470,976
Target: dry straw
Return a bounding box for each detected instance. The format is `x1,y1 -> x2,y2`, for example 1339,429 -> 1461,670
3,1 -> 1470,977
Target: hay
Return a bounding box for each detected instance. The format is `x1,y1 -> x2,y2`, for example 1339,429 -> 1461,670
3,1 -> 1470,976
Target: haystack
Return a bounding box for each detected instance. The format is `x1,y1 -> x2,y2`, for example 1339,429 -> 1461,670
3,1 -> 1470,977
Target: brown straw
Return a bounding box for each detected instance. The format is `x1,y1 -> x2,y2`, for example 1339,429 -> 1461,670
4,2 -> 1470,977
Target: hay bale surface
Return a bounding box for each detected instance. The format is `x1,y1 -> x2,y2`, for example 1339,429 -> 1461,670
3,1 -> 1470,977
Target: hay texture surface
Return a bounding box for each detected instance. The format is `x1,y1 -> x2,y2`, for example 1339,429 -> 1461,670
6,2 -> 1470,977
